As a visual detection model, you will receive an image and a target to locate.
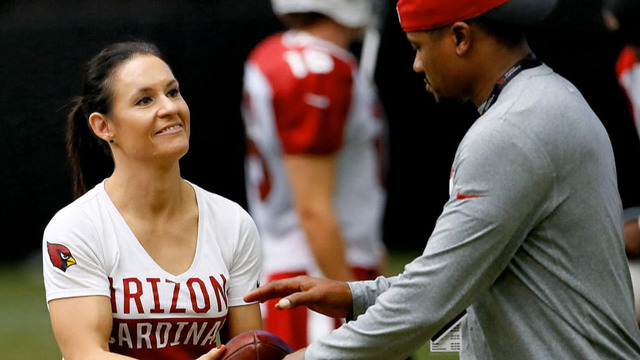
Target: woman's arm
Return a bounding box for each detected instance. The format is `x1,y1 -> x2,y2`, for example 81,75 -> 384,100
50,295 -> 233,360
220,303 -> 263,343
49,296 -> 133,360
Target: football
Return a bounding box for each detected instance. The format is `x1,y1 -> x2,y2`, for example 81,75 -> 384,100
220,330 -> 294,360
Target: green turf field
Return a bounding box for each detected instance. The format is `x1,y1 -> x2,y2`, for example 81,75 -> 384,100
0,251 -> 458,360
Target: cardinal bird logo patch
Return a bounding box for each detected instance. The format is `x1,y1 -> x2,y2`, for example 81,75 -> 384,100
47,242 -> 77,272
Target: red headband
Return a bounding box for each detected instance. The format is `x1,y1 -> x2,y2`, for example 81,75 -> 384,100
396,0 -> 511,32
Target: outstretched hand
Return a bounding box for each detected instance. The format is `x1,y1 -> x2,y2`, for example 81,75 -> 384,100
243,275 -> 353,319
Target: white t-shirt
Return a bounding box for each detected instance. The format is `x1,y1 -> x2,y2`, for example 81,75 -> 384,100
43,181 -> 261,359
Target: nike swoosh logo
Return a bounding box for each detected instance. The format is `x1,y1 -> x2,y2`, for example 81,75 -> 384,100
456,189 -> 486,200
304,93 -> 330,109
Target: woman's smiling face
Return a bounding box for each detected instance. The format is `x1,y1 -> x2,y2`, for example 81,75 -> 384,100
107,54 -> 190,165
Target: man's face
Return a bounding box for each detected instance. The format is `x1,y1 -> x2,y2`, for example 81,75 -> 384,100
406,28 -> 462,103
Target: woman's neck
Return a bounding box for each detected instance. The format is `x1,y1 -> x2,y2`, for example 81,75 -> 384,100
104,161 -> 191,219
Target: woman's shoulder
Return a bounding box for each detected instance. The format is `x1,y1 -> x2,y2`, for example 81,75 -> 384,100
189,182 -> 251,220
42,183 -> 111,256
189,182 -> 259,248
46,184 -> 105,228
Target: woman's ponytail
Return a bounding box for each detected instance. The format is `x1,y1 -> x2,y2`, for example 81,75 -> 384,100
65,97 -> 113,198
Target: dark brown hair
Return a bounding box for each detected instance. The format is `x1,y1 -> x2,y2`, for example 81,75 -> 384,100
66,41 -> 164,198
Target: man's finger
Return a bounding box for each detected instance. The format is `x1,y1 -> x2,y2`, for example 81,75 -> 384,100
275,290 -> 317,310
276,297 -> 292,309
243,276 -> 308,303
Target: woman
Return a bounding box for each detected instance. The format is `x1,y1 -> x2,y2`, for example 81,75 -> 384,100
42,42 -> 262,359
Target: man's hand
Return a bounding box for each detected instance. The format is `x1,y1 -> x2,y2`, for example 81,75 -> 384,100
243,276 -> 353,319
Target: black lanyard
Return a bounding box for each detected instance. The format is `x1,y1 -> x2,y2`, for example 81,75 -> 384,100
479,53 -> 542,115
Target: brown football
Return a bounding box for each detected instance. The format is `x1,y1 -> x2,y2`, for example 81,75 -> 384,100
220,330 -> 294,360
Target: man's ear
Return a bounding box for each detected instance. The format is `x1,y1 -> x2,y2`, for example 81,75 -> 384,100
88,112 -> 113,142
451,21 -> 472,56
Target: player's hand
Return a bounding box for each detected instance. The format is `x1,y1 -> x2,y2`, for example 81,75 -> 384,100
283,347 -> 306,360
243,275 -> 353,319
195,344 -> 226,360
624,218 -> 640,259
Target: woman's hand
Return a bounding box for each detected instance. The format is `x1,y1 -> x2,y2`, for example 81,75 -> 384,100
283,348 -> 306,360
195,345 -> 226,360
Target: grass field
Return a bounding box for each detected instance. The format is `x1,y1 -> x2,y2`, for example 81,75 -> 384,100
0,251 -> 458,360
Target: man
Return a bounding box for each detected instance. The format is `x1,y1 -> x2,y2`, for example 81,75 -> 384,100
241,0 -> 388,350
244,0 -> 640,359
603,0 -> 640,326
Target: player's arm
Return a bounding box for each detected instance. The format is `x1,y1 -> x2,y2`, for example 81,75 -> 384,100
273,48 -> 355,281
284,154 -> 354,281
48,295 -> 134,360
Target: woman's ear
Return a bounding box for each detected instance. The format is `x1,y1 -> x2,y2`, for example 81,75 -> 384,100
88,112 -> 113,143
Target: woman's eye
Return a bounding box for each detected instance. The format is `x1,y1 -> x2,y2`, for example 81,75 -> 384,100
135,96 -> 152,106
167,88 -> 180,98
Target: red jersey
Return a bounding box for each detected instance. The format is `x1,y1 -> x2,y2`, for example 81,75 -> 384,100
241,31 -> 387,275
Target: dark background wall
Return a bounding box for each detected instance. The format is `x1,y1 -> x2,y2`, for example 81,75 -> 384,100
1,0 -> 639,262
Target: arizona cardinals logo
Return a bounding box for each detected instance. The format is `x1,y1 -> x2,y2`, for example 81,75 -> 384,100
47,242 -> 77,272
